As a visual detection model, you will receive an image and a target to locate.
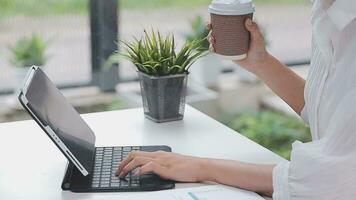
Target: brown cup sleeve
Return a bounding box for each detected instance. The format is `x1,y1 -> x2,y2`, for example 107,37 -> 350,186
211,13 -> 253,57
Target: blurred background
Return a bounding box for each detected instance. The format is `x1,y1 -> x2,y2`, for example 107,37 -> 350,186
0,0 -> 311,159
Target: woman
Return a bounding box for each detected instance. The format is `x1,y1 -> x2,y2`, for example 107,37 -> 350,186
116,0 -> 356,199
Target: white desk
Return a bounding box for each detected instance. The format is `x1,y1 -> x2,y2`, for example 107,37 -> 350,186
0,106 -> 283,199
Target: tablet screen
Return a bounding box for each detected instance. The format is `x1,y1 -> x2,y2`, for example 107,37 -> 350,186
24,68 -> 96,174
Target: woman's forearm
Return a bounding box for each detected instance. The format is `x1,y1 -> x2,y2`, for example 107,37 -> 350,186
252,54 -> 306,115
199,159 -> 275,197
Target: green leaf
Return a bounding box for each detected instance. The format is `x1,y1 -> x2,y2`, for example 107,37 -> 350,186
109,29 -> 208,76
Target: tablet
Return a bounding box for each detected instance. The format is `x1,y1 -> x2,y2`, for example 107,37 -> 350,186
18,66 -> 96,176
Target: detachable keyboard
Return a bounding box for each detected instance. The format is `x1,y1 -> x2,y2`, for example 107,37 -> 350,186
91,146 -> 141,189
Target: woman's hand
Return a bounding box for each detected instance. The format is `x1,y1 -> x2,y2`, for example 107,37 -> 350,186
209,18 -> 271,74
115,150 -> 274,196
115,151 -> 207,182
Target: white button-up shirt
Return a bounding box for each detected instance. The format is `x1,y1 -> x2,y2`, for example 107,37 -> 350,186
272,0 -> 356,199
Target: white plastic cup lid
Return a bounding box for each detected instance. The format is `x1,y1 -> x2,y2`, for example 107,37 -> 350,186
209,0 -> 255,16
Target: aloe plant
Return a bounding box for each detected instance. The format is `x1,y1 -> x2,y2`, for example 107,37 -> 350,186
117,30 -> 207,76
9,34 -> 48,68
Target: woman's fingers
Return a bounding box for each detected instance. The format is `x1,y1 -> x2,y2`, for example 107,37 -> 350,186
206,22 -> 215,52
206,22 -> 212,30
137,161 -> 170,179
208,32 -> 215,52
209,44 -> 215,52
208,35 -> 215,44
115,151 -> 158,176
245,18 -> 264,45
118,156 -> 153,177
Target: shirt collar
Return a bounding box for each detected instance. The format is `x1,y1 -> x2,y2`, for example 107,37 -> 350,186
326,0 -> 356,30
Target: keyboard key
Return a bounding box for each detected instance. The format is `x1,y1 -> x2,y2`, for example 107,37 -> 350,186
100,184 -> 110,188
123,147 -> 132,152
111,183 -> 120,187
92,184 -> 99,188
102,169 -> 111,173
111,179 -> 120,183
131,183 -> 140,187
120,181 -> 129,187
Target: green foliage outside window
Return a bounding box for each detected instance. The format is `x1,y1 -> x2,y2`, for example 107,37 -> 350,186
185,16 -> 210,52
0,0 -> 308,19
8,34 -> 48,68
224,110 -> 311,159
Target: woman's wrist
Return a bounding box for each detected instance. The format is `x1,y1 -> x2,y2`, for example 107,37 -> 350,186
196,158 -> 216,182
249,53 -> 278,76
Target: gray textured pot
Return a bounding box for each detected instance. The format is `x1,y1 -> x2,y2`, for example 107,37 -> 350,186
138,71 -> 188,123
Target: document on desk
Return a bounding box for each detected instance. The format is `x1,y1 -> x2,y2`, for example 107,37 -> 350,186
168,185 -> 265,200
92,185 -> 265,200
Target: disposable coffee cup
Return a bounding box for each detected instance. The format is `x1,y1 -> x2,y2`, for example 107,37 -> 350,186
209,0 -> 255,60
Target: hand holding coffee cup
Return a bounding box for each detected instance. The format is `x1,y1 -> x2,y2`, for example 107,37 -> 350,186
208,0 -> 269,72
208,0 -> 255,60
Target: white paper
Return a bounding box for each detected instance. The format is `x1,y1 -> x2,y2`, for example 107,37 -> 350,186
88,185 -> 265,200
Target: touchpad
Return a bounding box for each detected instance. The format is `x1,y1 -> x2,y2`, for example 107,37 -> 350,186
140,173 -> 173,188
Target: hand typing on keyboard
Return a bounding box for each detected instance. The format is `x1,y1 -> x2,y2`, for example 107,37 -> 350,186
92,146 -> 141,189
115,151 -> 207,182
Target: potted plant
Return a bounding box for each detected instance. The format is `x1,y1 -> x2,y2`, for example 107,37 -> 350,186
185,16 -> 222,88
112,30 -> 207,122
9,34 -> 48,90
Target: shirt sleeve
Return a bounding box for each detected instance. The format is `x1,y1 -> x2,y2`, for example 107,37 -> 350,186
272,161 -> 291,200
327,0 -> 356,30
300,105 -> 309,126
272,88 -> 356,200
